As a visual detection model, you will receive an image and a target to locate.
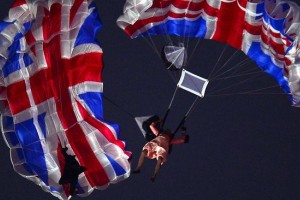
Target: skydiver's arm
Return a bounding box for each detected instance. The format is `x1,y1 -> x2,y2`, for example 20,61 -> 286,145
149,122 -> 159,136
170,131 -> 189,144
170,138 -> 185,145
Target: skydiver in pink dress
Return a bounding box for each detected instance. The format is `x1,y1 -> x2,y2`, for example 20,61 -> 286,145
132,120 -> 189,182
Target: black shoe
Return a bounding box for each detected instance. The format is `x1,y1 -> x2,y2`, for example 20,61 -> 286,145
150,176 -> 155,182
132,170 -> 141,174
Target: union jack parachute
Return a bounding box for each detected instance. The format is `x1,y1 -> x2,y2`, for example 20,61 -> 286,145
0,0 -> 131,199
117,0 -> 300,106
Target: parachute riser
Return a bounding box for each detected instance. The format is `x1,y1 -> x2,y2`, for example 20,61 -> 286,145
174,95 -> 200,134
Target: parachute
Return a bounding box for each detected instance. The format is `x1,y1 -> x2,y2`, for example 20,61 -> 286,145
0,0 -> 131,199
117,0 -> 300,106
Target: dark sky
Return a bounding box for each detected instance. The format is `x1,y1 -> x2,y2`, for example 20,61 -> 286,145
1,0 -> 300,200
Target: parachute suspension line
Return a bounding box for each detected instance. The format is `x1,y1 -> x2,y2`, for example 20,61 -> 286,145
185,38 -> 203,70
174,96 -> 200,134
207,51 -> 274,95
182,0 -> 193,51
157,1 -> 185,84
157,1 -> 176,46
207,72 -> 266,96
208,51 -> 264,93
134,3 -> 164,59
165,56 -> 183,84
210,49 -> 262,81
208,44 -> 228,80
210,52 -> 254,81
141,36 -> 162,58
230,51 -> 264,76
236,84 -> 285,95
102,94 -> 135,119
210,59 -> 258,81
161,86 -> 180,129
135,17 -> 177,84
214,58 -> 253,79
141,35 -> 178,85
212,70 -> 263,81
206,84 -> 287,97
209,49 -> 240,80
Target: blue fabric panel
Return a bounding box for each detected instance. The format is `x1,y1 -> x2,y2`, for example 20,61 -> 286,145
281,3 -> 290,12
1,21 -> 32,77
2,41 -> 21,77
0,21 -> 14,32
15,118 -> 41,146
2,52 -> 33,78
256,2 -> 265,20
247,42 -> 291,95
20,162 -> 35,175
2,115 -> 14,129
38,113 -> 47,138
15,117 -> 49,185
74,3 -> 102,47
105,154 -> 126,176
104,121 -> 120,138
5,131 -> 19,146
138,17 -> 207,38
79,92 -> 104,120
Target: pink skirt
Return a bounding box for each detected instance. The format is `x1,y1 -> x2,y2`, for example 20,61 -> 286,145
143,134 -> 170,163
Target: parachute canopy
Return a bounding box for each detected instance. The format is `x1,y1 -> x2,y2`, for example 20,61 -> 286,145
117,0 -> 300,106
1,0 -> 130,199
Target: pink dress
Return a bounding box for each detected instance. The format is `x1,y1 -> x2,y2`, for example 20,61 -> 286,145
142,133 -> 171,163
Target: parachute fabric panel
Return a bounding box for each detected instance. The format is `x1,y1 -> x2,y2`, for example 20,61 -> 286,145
178,70 -> 209,97
0,0 -> 131,199
117,0 -> 300,106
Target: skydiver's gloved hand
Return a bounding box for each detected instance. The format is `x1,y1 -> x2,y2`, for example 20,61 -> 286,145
180,127 -> 189,143
183,135 -> 189,143
132,169 -> 141,174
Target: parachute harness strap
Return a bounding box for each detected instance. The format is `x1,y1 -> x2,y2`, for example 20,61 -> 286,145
161,74 -> 202,134
174,93 -> 200,134
161,86 -> 179,129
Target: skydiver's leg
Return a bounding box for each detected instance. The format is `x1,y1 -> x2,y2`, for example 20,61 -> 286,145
69,178 -> 78,196
132,149 -> 148,173
150,156 -> 163,182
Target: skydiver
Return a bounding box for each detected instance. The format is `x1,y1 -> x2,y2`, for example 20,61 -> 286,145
59,146 -> 87,196
132,120 -> 189,182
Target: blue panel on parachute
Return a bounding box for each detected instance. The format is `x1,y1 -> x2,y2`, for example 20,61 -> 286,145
79,92 -> 104,120
105,154 -> 126,176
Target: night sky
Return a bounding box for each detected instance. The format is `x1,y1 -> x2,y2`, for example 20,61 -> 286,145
1,1 -> 300,200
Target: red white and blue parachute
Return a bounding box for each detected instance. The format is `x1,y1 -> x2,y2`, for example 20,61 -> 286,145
117,0 -> 300,106
0,0 -> 131,199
